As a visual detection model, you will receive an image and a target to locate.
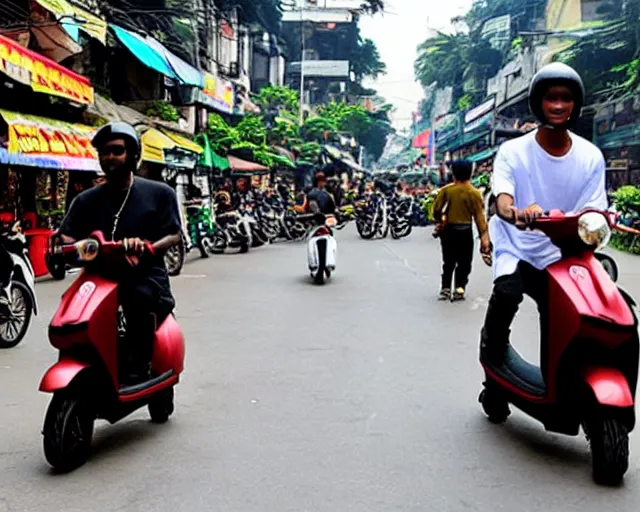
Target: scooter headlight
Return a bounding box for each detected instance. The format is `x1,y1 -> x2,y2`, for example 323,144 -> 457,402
76,239 -> 99,261
578,212 -> 611,249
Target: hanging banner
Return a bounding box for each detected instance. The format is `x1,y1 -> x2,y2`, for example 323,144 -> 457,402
0,109 -> 99,171
197,73 -> 235,114
464,97 -> 496,125
0,34 -> 94,105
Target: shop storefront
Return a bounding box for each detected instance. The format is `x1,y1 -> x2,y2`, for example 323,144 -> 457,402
0,110 -> 99,276
593,97 -> 640,188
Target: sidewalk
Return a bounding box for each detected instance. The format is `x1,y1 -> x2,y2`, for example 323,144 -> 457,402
605,247 -> 640,295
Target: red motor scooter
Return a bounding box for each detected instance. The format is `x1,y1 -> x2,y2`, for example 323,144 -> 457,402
479,210 -> 639,485
39,232 -> 185,472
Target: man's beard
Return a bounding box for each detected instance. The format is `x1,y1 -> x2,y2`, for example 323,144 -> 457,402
104,162 -> 132,184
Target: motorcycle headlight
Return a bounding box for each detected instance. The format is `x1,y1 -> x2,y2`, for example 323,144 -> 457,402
578,212 -> 611,249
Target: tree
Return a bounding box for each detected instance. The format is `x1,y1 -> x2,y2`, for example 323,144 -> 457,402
414,30 -> 502,106
351,37 -> 387,82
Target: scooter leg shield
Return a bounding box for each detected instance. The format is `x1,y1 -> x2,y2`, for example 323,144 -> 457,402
583,367 -> 634,408
39,359 -> 89,393
307,238 -> 320,271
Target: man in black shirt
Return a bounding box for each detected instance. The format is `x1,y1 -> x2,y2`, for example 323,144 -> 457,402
307,172 -> 337,215
58,122 -> 182,384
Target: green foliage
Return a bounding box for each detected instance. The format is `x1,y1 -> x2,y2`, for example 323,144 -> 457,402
612,185 -> 640,212
144,101 -> 180,123
235,115 -> 267,145
351,38 -> 387,82
457,94 -> 473,111
253,85 -> 299,112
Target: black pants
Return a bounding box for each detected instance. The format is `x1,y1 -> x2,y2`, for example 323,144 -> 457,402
481,262 -> 548,356
120,278 -> 174,371
440,225 -> 474,289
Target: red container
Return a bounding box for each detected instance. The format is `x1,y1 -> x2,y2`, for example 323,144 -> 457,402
25,228 -> 54,278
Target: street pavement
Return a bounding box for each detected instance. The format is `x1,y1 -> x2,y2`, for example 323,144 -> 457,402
1,226 -> 640,511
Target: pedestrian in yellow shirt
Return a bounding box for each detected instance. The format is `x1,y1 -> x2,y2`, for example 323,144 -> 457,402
433,160 -> 491,301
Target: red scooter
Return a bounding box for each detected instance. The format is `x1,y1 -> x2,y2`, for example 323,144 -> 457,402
39,231 -> 185,471
480,210 -> 638,485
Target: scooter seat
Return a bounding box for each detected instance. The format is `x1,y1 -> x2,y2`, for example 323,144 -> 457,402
499,346 -> 546,397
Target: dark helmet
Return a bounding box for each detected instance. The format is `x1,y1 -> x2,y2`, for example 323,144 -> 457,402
92,122 -> 141,162
528,63 -> 585,127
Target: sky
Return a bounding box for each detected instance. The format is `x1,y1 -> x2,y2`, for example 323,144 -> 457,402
359,0 -> 473,133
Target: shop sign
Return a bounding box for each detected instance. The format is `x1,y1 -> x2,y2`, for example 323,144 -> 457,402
34,0 -> 107,44
464,111 -> 494,134
465,97 -> 495,125
481,15 -> 511,52
434,113 -> 460,145
0,35 -> 94,105
0,110 -> 99,171
198,73 -> 234,114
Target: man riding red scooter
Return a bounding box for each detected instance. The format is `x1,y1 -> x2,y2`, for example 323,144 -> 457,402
479,63 -> 639,485
39,123 -> 186,471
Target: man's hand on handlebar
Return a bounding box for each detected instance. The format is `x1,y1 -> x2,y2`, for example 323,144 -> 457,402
510,203 -> 544,229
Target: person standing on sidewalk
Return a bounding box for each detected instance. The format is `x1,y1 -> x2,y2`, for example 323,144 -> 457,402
433,160 -> 491,301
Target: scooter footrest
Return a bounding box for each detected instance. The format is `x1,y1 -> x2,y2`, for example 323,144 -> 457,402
119,369 -> 174,396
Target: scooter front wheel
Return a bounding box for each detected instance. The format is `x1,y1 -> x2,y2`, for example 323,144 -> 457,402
43,391 -> 94,472
587,417 -> 629,485
148,386 -> 175,424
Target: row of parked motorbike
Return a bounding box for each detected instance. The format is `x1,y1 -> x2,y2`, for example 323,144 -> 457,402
162,190 -> 421,276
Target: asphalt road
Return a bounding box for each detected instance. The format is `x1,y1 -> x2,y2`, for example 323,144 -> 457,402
1,226 -> 640,512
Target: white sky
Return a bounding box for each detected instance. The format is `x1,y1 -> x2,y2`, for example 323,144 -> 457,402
359,0 -> 473,133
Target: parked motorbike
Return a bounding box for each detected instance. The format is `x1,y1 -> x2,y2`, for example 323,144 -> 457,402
356,192 -> 389,240
185,199 -> 217,258
0,221 -> 37,348
303,213 -> 338,285
40,232 -> 185,471
479,209 -> 638,485
389,196 -> 413,239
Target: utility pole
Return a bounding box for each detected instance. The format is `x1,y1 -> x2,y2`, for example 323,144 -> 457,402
298,0 -> 306,126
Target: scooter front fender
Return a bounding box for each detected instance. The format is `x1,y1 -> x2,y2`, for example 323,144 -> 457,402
39,359 -> 89,393
583,367 -> 634,407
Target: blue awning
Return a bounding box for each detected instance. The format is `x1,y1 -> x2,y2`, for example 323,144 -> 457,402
111,25 -> 177,80
145,37 -> 203,87
110,25 -> 203,87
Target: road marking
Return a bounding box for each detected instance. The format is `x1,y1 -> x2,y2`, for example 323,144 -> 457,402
178,274 -> 207,279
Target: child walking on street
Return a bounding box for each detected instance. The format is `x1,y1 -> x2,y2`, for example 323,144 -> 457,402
433,160 -> 491,301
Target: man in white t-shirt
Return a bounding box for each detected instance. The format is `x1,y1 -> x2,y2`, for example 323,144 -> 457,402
480,63 -> 607,365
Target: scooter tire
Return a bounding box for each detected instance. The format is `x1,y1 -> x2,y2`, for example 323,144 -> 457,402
197,238 -> 211,259
0,281 -> 33,349
587,417 -> 629,486
148,386 -> 175,424
479,388 -> 510,424
165,241 -> 185,277
43,391 -> 94,472
46,253 -> 66,280
314,239 -> 327,285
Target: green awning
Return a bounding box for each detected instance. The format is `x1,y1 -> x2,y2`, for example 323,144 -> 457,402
196,134 -> 230,171
467,147 -> 498,163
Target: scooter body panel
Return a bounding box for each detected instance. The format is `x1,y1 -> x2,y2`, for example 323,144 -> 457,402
583,367 -> 634,408
10,252 -> 38,315
307,230 -> 337,272
39,358 -> 90,392
545,252 -> 636,401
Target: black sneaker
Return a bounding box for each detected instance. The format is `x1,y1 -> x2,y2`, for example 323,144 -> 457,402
438,288 -> 451,301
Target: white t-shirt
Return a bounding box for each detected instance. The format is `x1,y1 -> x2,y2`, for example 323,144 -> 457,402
489,129 -> 607,280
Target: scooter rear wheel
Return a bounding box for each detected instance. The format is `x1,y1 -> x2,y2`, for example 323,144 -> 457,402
148,387 -> 175,424
587,417 -> 629,485
43,391 -> 94,472
479,387 -> 510,424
